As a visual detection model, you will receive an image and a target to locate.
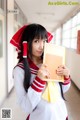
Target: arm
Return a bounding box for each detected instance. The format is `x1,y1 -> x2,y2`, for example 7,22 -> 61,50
62,75 -> 71,93
13,67 -> 46,115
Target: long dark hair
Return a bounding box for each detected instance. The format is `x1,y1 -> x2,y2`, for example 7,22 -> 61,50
18,23 -> 48,92
18,23 -> 65,100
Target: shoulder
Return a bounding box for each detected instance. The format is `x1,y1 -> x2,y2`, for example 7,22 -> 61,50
14,61 -> 24,72
12,66 -> 25,85
13,66 -> 24,79
16,61 -> 24,69
14,66 -> 24,73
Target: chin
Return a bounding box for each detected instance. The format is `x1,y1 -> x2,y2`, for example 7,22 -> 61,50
35,54 -> 42,58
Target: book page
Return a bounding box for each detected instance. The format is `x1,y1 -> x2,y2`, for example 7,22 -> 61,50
43,43 -> 65,82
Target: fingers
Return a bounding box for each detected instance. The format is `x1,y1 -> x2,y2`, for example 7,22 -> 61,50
37,64 -> 50,80
57,65 -> 65,69
56,65 -> 70,77
56,65 -> 64,75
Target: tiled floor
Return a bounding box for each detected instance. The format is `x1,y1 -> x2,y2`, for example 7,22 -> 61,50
0,81 -> 80,120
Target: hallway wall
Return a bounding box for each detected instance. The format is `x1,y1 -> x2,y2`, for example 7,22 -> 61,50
66,48 -> 80,89
7,0 -> 15,93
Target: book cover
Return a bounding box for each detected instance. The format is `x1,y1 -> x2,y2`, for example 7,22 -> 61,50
43,42 -> 65,82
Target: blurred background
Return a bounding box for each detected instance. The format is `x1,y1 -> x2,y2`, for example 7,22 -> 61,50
0,0 -> 80,120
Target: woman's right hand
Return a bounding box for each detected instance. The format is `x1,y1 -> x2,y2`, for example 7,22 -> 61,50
37,64 -> 50,80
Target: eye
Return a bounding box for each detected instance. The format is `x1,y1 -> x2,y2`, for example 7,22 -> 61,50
34,39 -> 39,43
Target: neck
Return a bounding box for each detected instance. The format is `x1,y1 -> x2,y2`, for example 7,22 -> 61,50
30,56 -> 42,65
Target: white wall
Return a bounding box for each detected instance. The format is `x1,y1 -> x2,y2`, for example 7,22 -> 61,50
0,14 -> 7,105
7,0 -> 15,93
65,48 -> 80,89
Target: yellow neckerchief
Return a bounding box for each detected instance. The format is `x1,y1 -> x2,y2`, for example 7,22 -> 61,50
42,81 -> 60,103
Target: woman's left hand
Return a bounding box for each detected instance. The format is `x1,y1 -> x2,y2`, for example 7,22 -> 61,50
56,65 -> 70,78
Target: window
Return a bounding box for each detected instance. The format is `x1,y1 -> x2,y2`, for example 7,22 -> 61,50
62,14 -> 78,49
55,27 -> 61,45
0,0 -> 4,10
76,11 -> 80,25
62,19 -> 72,48
54,11 -> 80,49
72,15 -> 77,28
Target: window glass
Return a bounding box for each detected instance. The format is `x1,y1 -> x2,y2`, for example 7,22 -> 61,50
55,27 -> 61,45
0,0 -> 4,10
72,15 -> 77,28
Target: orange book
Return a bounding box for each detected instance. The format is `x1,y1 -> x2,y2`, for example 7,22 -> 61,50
43,43 -> 65,82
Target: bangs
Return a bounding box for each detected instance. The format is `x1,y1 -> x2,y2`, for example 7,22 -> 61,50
34,28 -> 48,40
28,24 -> 48,41
22,23 -> 48,42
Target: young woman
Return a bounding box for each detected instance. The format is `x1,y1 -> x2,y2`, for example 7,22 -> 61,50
10,23 -> 71,120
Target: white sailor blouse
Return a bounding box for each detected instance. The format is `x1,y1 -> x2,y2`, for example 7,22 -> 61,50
13,58 -> 71,120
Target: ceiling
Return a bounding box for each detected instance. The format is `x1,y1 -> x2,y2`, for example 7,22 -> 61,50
15,0 -> 80,32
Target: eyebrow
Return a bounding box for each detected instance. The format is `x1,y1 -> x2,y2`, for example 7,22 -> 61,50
34,38 -> 47,41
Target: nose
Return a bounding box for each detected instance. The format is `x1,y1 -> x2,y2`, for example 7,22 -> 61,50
39,41 -> 44,50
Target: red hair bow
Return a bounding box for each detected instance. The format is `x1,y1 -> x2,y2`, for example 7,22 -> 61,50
10,25 -> 53,58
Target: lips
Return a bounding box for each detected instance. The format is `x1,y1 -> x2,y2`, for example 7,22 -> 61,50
37,51 -> 43,54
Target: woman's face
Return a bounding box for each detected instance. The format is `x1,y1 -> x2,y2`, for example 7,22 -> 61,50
32,38 -> 46,58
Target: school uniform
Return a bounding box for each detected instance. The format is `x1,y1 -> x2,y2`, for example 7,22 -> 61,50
13,57 -> 71,120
